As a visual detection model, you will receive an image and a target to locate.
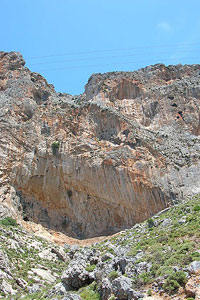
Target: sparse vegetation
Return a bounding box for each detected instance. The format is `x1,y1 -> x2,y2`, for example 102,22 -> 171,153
85,264 -> 96,272
109,270 -> 119,280
163,270 -> 187,293
0,195 -> 199,298
0,216 -> 18,226
80,282 -> 101,300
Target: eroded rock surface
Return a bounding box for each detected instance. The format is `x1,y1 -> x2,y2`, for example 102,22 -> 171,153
0,51 -> 200,238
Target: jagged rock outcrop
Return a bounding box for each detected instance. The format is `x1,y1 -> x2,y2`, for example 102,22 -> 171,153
0,51 -> 200,238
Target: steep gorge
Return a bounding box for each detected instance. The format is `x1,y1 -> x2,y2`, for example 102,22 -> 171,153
0,51 -> 200,238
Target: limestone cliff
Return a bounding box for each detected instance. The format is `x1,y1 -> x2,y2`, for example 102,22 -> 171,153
0,51 -> 200,238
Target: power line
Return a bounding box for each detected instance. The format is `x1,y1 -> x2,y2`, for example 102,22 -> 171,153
24,42 -> 200,60
36,56 -> 200,72
27,48 -> 200,67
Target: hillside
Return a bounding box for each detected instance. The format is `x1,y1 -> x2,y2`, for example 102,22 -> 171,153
0,195 -> 199,299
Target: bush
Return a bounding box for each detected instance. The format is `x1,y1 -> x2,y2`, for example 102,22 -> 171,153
193,205 -> 200,211
80,289 -> 100,300
137,272 -> 151,285
163,271 -> 187,293
191,251 -> 200,260
51,141 -> 60,155
85,264 -> 96,272
109,271 -> 119,280
147,289 -> 152,296
163,278 -> 180,293
0,217 -> 17,227
80,283 -> 100,300
147,218 -> 154,228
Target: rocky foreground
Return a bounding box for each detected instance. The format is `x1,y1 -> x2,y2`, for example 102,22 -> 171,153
1,51 -> 200,238
0,195 -> 200,299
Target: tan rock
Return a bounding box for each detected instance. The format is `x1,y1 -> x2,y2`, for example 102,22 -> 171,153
185,276 -> 200,298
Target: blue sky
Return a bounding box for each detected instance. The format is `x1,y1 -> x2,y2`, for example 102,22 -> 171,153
1,0 -> 200,95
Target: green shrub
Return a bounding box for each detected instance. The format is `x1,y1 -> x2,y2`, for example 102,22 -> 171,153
109,270 -> 119,280
163,278 -> 180,293
0,217 -> 17,227
147,218 -> 154,228
191,251 -> 200,260
85,264 -> 96,272
80,283 -> 100,300
193,205 -> 200,211
163,271 -> 187,293
51,141 -> 60,154
136,272 -> 151,285
147,289 -> 152,296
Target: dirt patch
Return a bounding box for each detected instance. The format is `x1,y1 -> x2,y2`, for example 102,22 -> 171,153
22,220 -> 118,246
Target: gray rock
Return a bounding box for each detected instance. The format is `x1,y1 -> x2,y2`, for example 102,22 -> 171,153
38,248 -> 57,261
101,277 -> 112,300
89,255 -> 99,265
51,247 -> 69,262
48,282 -> 68,297
113,257 -> 127,274
68,245 -> 80,259
16,278 -> 27,288
31,268 -> 56,283
101,253 -> 114,262
23,98 -> 36,120
178,215 -> 187,224
0,279 -> 16,295
161,218 -> 172,227
135,261 -> 152,275
7,238 -> 19,250
0,269 -> 12,280
61,263 -> 92,290
188,261 -> 200,274
51,295 -> 81,300
112,276 -> 140,299
0,249 -> 12,276
0,205 -> 12,220
27,283 -> 42,294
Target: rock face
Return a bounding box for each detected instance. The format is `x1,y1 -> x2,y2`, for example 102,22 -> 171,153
0,51 -> 200,238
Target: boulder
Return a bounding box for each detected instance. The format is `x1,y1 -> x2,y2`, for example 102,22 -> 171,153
189,261 -> 200,274
0,249 -> 12,275
112,276 -> 143,300
51,247 -> 69,262
0,279 -> 16,295
31,268 -> 56,283
61,263 -> 92,290
101,277 -> 112,300
185,276 -> 200,298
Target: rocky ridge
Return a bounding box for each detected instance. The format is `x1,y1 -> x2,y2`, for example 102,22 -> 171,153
0,51 -> 200,239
